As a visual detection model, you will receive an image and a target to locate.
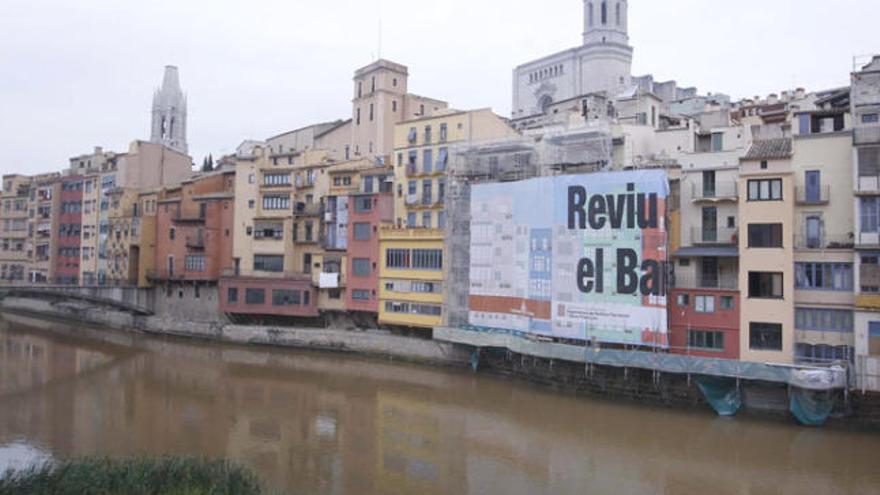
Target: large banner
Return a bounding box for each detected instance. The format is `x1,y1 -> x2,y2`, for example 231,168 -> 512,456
468,170 -> 669,348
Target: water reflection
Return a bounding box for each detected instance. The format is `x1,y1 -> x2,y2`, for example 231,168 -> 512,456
1,315 -> 879,494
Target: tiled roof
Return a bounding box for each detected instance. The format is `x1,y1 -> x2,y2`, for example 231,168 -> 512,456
744,138 -> 792,161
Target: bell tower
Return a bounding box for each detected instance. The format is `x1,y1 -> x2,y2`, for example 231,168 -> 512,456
583,0 -> 629,46
150,66 -> 188,154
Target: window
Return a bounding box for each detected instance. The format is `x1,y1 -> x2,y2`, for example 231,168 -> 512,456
262,195 -> 290,210
711,132 -> 723,152
305,222 -> 313,241
407,127 -> 417,144
386,249 -> 410,268
862,113 -> 879,124
423,149 -> 433,174
254,255 -> 284,272
248,174 -> 255,184
356,108 -> 361,125
747,179 -> 783,201
272,290 -> 301,306
439,123 -> 448,142
858,147 -> 880,177
688,330 -> 725,351
245,288 -> 265,305
796,308 -> 853,333
353,222 -> 371,241
424,125 -> 432,144
407,180 -> 417,195
248,200 -> 255,209
254,222 -> 283,240
749,272 -> 784,299
695,295 -> 715,313
720,296 -> 735,310
422,180 -> 432,205
352,289 -> 370,301
413,249 -> 442,270
436,148 -> 448,172
185,255 -> 205,272
354,196 -> 372,212
676,293 -> 690,307
861,197 -> 879,233
263,173 -> 290,186
422,211 -> 432,228
169,228 -> 175,240
750,322 -> 783,351
747,224 -> 783,248
438,211 -> 446,229
353,258 -> 371,276
407,212 -> 416,226
227,287 -> 238,304
795,263 -> 853,291
369,103 -> 374,121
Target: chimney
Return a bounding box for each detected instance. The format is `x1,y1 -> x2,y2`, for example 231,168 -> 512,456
795,87 -> 806,99
781,90 -> 790,102
767,93 -> 779,105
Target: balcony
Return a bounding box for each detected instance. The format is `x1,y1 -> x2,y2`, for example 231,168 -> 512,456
405,194 -> 419,206
794,233 -> 854,250
219,268 -> 311,281
691,182 -> 738,203
406,164 -> 418,177
691,227 -> 738,246
857,175 -> 880,195
855,127 -> 880,146
186,235 -> 205,249
293,202 -> 322,217
795,186 -> 831,205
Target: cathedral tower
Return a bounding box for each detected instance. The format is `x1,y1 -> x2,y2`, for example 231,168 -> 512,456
150,66 -> 188,154
580,0 -> 633,96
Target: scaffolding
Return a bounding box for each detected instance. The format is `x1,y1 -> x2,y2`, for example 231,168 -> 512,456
444,123 -> 614,329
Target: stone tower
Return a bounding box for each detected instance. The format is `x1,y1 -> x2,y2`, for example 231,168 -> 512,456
150,66 -> 188,154
580,0 -> 633,95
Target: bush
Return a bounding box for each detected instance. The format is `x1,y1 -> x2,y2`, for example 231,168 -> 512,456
0,456 -> 268,495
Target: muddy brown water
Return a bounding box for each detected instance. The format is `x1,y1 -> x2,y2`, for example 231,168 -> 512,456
1,316 -> 879,495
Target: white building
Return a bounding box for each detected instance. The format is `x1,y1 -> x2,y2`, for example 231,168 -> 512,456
512,0 -> 633,119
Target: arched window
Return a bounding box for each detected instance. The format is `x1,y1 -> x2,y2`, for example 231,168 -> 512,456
169,118 -> 174,137
588,2 -> 593,26
539,95 -> 553,113
601,1 -> 607,25
616,2 -> 621,26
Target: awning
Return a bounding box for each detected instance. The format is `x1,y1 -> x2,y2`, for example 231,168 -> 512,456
674,246 -> 739,258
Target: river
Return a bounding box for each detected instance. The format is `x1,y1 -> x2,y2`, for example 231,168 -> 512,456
1,316 -> 879,495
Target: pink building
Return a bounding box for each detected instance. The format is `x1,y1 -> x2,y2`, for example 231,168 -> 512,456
151,172 -> 235,286
345,191 -> 393,315
55,176 -> 83,285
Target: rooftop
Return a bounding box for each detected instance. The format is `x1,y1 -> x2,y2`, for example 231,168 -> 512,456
743,138 -> 792,161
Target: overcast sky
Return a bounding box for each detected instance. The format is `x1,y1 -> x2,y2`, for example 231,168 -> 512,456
1,0 -> 878,175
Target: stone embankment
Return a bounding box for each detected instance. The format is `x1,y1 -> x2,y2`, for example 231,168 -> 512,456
0,296 -> 470,367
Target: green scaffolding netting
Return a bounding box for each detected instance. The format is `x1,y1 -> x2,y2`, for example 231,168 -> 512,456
789,388 -> 835,427
696,376 -> 742,417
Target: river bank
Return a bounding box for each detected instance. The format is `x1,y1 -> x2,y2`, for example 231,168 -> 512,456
3,294 -> 880,427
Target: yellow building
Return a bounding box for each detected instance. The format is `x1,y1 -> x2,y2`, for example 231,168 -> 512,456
738,138 -> 796,364
378,227 -> 445,330
378,108 -> 519,330
105,188 -> 141,286
391,108 -> 519,230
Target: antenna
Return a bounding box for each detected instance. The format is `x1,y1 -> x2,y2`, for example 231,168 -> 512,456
378,17 -> 383,60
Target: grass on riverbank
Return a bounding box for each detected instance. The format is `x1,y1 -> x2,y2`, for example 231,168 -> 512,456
0,456 -> 268,495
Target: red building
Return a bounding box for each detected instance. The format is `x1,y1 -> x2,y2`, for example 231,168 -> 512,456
669,287 -> 740,360
345,191 -> 393,316
219,276 -> 319,320
55,176 -> 83,285
151,172 -> 235,289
